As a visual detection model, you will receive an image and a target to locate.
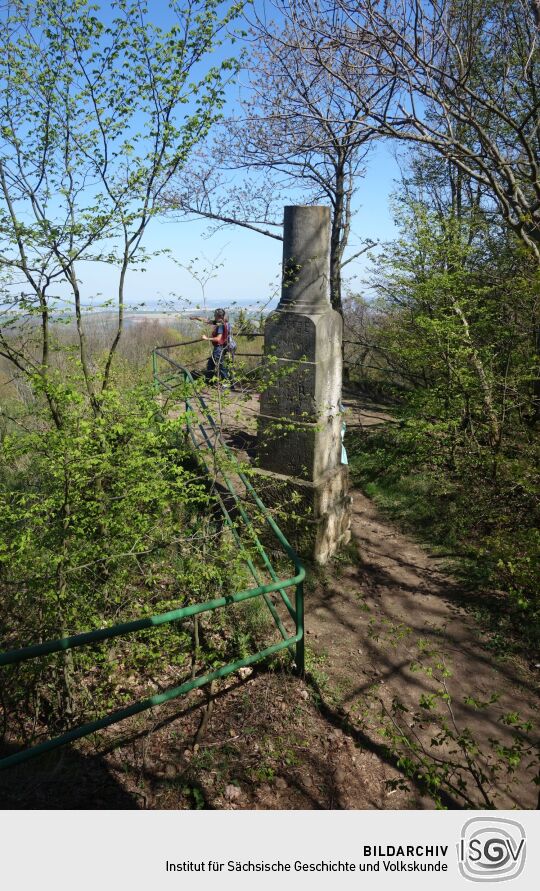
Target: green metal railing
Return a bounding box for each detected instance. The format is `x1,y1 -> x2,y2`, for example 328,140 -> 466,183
0,342 -> 304,771
152,343 -> 303,656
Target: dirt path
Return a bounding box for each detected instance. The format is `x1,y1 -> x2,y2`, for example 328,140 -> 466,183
305,489 -> 539,809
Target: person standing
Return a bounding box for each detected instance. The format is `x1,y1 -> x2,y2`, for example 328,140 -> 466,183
190,308 -> 232,384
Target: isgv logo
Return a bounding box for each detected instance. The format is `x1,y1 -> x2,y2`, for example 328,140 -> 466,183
458,818 -> 526,882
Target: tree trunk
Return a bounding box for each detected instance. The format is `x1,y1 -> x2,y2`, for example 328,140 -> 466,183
330,170 -> 346,316
451,300 -> 500,450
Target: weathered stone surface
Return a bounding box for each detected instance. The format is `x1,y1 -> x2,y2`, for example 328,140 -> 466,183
259,310 -> 343,481
257,205 -> 351,563
252,466 -> 352,565
278,205 -> 332,313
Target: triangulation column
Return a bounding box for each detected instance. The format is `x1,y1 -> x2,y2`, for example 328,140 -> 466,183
257,205 -> 351,563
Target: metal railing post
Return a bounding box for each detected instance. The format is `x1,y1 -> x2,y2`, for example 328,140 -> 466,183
184,370 -> 190,436
295,581 -> 304,676
152,349 -> 159,394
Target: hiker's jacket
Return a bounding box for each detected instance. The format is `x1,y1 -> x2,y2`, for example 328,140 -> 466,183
211,322 -> 228,346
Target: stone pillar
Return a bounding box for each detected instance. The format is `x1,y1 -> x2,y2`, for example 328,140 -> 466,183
257,205 -> 351,563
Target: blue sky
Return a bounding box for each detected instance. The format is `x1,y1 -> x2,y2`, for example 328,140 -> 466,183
88,140 -> 402,314
74,1 -> 404,314
1,1 -> 403,316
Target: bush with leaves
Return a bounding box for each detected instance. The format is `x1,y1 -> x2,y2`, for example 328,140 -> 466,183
0,380 -> 250,739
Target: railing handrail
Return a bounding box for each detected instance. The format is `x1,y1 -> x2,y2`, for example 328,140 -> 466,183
154,346 -> 304,658
0,572 -> 303,670
155,349 -> 302,571
154,331 -> 264,352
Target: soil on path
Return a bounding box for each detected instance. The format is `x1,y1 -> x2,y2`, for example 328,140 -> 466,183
306,490 -> 539,809
300,391 -> 539,809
